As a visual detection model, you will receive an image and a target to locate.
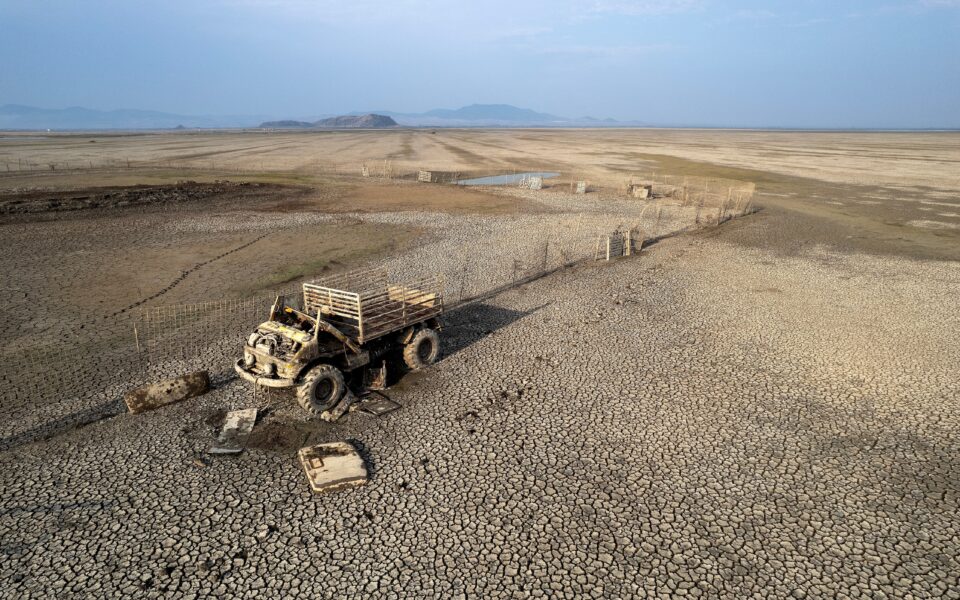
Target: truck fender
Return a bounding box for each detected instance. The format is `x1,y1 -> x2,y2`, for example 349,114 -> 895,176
341,349 -> 371,372
399,326 -> 417,344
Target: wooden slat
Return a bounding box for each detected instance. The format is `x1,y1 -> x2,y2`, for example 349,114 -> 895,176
360,299 -> 439,317
304,291 -> 359,303
364,309 -> 441,330
365,312 -> 437,329
303,295 -> 361,309
359,297 -> 434,313
301,271 -> 443,344
306,295 -> 360,305
304,297 -> 361,312
357,277 -> 441,301
363,307 -> 441,330
303,288 -> 361,302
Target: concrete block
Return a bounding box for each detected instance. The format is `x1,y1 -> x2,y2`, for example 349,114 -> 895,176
124,370 -> 209,414
298,442 -> 368,494
629,184 -> 652,199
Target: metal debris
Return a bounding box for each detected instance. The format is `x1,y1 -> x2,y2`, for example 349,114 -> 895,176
209,408 -> 258,454
319,390 -> 357,423
352,392 -> 401,417
298,442 -> 368,494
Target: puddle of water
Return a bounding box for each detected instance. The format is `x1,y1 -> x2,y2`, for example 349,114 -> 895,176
455,171 -> 560,186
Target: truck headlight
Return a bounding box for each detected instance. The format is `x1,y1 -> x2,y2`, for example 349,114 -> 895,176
263,363 -> 276,377
243,351 -> 256,368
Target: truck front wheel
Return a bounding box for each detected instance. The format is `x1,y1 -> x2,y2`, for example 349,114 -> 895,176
403,328 -> 440,370
296,364 -> 345,414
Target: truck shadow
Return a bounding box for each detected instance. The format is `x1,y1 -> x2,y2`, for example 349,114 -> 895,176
440,301 -> 549,360
369,301 -> 544,391
0,399 -> 127,453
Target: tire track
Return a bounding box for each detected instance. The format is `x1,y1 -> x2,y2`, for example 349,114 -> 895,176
106,232 -> 272,318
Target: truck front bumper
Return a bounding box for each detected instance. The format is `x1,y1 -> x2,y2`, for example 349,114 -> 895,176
234,359 -> 295,388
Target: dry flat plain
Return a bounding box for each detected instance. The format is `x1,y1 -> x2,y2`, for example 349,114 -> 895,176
0,129 -> 958,598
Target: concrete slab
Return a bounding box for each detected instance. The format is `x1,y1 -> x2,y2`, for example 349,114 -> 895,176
124,371 -> 210,414
298,442 -> 368,494
629,184 -> 652,199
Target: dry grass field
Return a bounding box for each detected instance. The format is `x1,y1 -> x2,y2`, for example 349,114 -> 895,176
0,129 -> 958,598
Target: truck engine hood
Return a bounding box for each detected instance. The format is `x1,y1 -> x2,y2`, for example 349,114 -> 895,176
246,320 -> 314,365
256,320 -> 313,344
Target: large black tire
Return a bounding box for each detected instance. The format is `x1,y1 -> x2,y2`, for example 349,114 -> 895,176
296,364 -> 345,414
403,328 -> 440,371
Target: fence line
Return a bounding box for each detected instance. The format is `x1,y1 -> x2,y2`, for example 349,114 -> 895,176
0,187 -> 755,449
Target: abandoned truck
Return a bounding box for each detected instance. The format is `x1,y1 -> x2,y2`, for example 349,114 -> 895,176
235,270 -> 443,415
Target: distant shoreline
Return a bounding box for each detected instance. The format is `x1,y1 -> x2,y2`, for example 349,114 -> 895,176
2,126 -> 959,134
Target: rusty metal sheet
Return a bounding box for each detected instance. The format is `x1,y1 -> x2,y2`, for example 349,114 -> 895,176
354,393 -> 401,417
209,408 -> 258,454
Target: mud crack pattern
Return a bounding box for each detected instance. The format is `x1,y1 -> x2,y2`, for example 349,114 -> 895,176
1,216 -> 958,598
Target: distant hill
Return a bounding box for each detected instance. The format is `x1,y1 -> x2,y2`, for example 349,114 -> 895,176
259,119 -> 313,128
1,103 -> 638,131
259,114 -> 397,129
314,114 -> 397,128
353,104 -> 641,127
423,104 -> 562,122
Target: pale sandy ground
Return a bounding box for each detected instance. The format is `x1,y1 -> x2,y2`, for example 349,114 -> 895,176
2,129 -> 959,190
3,128 -> 957,262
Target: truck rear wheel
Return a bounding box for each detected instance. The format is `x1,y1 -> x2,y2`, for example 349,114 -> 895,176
296,364 -> 345,414
403,328 -> 440,370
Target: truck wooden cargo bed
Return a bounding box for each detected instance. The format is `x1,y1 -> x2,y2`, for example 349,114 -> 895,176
302,269 -> 443,344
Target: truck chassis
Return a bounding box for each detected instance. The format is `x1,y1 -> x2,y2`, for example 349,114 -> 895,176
235,269 -> 443,417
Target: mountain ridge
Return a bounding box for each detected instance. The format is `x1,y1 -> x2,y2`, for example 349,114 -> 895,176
0,104 -> 269,130
0,103 -> 637,130
348,104 -> 636,127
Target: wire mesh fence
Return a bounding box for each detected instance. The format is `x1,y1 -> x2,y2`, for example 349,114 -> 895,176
0,320 -> 144,446
0,189 -> 756,449
124,217 -> 625,382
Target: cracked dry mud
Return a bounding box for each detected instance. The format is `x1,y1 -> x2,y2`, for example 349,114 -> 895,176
0,177 -> 704,450
2,198 -> 958,598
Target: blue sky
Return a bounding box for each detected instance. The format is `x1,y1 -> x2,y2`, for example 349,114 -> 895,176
1,0 -> 958,127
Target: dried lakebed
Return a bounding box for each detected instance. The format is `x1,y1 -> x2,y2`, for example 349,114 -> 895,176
1,200 -> 957,598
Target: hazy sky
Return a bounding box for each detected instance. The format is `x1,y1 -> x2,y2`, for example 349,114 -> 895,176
2,0 -> 958,127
